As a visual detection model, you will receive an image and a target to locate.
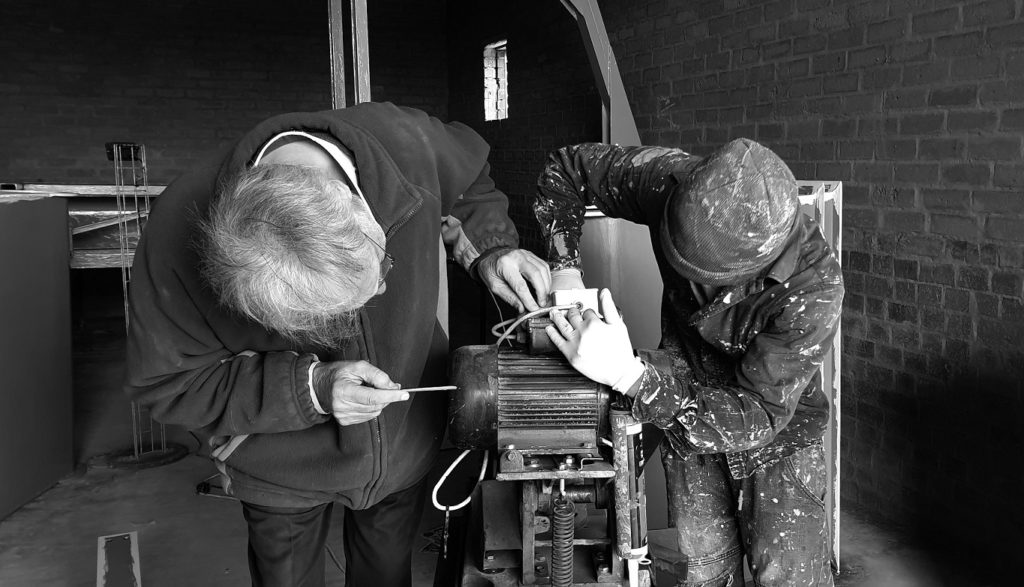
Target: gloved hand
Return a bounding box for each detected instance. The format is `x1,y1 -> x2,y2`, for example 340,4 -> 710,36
545,288 -> 645,392
313,360 -> 409,426
550,267 -> 585,292
475,248 -> 552,312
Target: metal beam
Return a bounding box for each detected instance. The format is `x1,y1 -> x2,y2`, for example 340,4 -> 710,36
561,0 -> 640,146
328,0 -> 346,108
351,0 -> 371,103
328,0 -> 371,109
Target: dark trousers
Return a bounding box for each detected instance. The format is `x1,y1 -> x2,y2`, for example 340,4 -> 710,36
664,444 -> 834,587
240,480 -> 428,587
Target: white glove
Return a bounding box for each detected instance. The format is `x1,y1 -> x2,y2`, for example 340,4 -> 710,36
545,288 -> 645,392
550,268 -> 585,292
549,268 -> 598,311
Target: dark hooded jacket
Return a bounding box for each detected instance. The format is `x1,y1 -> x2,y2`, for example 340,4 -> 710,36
534,142 -> 843,478
125,102 -> 518,507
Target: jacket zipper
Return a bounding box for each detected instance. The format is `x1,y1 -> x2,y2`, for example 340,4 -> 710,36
360,198 -> 421,508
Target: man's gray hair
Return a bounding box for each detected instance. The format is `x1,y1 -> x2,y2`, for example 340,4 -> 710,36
199,164 -> 377,346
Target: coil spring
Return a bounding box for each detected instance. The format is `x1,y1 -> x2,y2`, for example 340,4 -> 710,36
550,496 -> 575,587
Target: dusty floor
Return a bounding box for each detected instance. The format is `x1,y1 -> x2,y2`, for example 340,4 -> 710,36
0,273 -> 993,586
0,452 -> 983,587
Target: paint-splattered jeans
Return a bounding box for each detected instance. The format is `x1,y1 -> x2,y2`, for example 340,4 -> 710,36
664,443 -> 834,587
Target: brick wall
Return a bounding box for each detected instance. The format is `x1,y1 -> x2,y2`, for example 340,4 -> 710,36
447,0 -> 602,254
0,0 -> 446,185
598,0 -> 1024,570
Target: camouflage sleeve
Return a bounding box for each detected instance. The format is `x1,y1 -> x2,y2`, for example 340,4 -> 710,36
630,282 -> 844,453
533,143 -> 700,270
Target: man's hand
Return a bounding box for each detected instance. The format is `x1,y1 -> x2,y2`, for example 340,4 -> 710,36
546,288 -> 645,392
314,360 -> 409,426
475,248 -> 552,312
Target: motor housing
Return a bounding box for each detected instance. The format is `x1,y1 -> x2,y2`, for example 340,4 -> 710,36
448,345 -> 611,454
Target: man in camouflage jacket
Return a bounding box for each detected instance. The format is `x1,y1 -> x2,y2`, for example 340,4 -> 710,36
537,138 -> 843,587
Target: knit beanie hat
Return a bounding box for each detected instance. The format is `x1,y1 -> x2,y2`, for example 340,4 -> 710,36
659,138 -> 798,286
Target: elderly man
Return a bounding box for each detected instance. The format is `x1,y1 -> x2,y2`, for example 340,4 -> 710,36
536,139 -> 843,586
124,102 -> 549,586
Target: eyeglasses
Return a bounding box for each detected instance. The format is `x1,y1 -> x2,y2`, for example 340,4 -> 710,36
362,231 -> 394,287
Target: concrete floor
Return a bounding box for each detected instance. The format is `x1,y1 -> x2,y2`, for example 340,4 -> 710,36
0,272 -> 993,586
0,453 -> 984,587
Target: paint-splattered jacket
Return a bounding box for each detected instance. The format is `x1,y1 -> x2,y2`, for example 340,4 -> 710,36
534,143 -> 843,478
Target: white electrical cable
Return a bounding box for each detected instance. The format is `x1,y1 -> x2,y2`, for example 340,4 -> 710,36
492,303 -> 580,348
431,449 -> 490,512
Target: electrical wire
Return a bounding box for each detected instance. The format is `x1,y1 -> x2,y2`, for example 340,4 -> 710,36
431,449 -> 489,512
491,303 -> 580,348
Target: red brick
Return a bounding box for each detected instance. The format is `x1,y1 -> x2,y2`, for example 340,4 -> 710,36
1001,108 -> 1024,130
858,116 -> 899,136
879,139 -> 917,159
887,86 -> 930,108
903,62 -> 951,86
894,163 -> 938,184
988,22 -> 1024,48
979,317 -> 1024,346
816,161 -> 852,180
992,272 -> 1023,296
934,32 -> 984,57
950,56 -> 1001,81
779,58 -> 810,79
793,34 -> 828,55
854,162 -> 894,182
974,191 -> 1024,214
958,266 -> 990,290
976,292 -> 1000,317
944,287 -> 971,311
919,138 -> 966,160
993,164 -> 1024,188
963,0 -> 1015,27
847,206 -> 881,228
968,137 -> 1023,161
920,262 -> 956,285
980,79 -> 1024,105
986,216 -> 1024,242
824,73 -> 861,94
918,283 -> 943,306
923,189 -> 970,211
911,8 -> 960,36
844,93 -> 882,112
928,85 -> 979,107
840,140 -> 876,159
757,122 -> 785,140
941,163 -> 991,185
900,112 -> 945,134
849,46 -> 888,69
948,240 -> 982,263
868,18 -> 907,43
829,26 -> 866,50
764,39 -> 793,60
890,40 -> 931,63
948,110 -> 998,132
864,67 -> 902,90
931,214 -> 980,239
873,254 -> 895,275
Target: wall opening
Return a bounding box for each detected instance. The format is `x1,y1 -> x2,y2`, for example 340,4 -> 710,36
483,40 -> 508,121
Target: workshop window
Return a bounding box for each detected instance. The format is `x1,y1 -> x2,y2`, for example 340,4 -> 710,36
484,40 -> 508,121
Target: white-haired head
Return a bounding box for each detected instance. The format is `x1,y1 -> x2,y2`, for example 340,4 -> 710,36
199,164 -> 381,347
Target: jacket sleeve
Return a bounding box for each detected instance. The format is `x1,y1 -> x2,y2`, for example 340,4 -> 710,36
629,281 -> 844,453
533,143 -> 701,270
123,201 -> 329,438
446,161 -> 520,271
